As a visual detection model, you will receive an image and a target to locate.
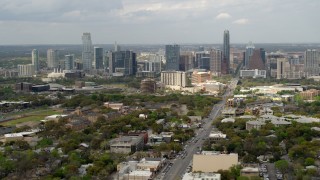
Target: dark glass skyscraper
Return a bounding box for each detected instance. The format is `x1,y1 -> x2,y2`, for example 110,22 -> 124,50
165,44 -> 180,71
94,47 -> 104,69
223,30 -> 230,73
107,50 -> 137,76
244,42 -> 255,68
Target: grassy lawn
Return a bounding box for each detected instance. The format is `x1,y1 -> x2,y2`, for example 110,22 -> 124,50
1,109 -> 60,126
3,106 -> 53,117
213,75 -> 233,84
103,83 -> 127,88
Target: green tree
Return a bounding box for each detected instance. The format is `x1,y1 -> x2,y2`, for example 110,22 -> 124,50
229,165 -> 241,178
275,160 -> 289,174
304,157 -> 315,166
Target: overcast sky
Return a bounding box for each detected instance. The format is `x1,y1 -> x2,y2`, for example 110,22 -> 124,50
0,0 -> 319,44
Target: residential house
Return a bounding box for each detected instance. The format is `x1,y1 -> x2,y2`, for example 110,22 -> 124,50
65,117 -> 91,131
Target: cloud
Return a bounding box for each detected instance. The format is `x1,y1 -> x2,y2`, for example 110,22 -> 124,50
0,0 -> 123,22
215,12 -> 231,20
233,18 -> 249,25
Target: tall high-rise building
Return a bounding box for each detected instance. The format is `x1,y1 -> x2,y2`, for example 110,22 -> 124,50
47,49 -> 59,68
94,47 -> 104,69
223,30 -> 230,73
179,52 -> 194,71
244,42 -> 255,68
210,49 -> 223,76
199,57 -> 210,71
114,41 -> 121,52
304,49 -> 320,77
277,58 -> 290,79
65,54 -> 74,70
144,54 -> 162,72
248,49 -> 266,70
32,49 -> 39,72
107,50 -> 137,76
82,32 -> 93,71
165,45 -> 180,71
194,51 -> 210,69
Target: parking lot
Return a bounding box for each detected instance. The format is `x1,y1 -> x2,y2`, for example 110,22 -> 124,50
259,163 -> 283,180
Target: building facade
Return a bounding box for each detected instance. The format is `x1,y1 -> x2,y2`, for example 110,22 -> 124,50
192,71 -> 211,84
82,32 -> 93,71
65,55 -> 74,70
47,49 -> 59,68
195,51 -> 210,69
244,42 -> 255,68
144,54 -> 162,73
240,69 -> 266,78
140,79 -> 157,93
32,49 -> 39,72
210,49 -> 222,76
109,136 -> 144,154
18,64 -> 35,77
107,50 -> 137,76
94,47 -> 104,69
165,45 -> 180,71
247,49 -> 265,70
304,49 -> 320,77
161,71 -> 188,87
223,30 -> 230,73
179,52 -> 194,71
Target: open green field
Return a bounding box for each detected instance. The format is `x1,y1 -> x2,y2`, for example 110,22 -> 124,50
1,109 -> 60,126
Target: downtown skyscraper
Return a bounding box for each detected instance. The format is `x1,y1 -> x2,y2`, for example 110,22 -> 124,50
244,42 -> 255,68
165,44 -> 180,71
223,30 -> 230,74
304,49 -> 320,77
82,32 -> 93,71
107,50 -> 137,76
47,49 -> 59,69
65,54 -> 74,70
32,49 -> 39,73
94,47 -> 104,70
210,49 -> 223,76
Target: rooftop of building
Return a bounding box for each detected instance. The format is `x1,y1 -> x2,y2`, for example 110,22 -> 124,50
199,151 -> 238,156
209,131 -> 227,138
221,118 -> 235,123
183,172 -> 221,180
129,170 -> 152,176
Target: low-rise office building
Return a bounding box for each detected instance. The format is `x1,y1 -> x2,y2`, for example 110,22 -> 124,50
110,136 -> 144,154
240,167 -> 259,177
209,131 -> 227,142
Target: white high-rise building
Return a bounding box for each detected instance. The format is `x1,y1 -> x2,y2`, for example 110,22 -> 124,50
47,49 -> 59,68
161,71 -> 187,87
210,49 -> 223,76
82,33 -> 93,71
304,49 -> 320,77
18,64 -> 35,77
32,49 -> 39,72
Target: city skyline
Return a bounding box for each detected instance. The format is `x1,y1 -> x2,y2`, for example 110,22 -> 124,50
0,0 -> 319,44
